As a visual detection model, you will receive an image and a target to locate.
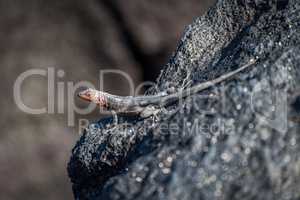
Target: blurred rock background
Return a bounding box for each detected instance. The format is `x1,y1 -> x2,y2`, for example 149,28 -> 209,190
0,0 -> 213,199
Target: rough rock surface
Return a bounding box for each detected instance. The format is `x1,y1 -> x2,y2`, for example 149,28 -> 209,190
68,0 -> 300,199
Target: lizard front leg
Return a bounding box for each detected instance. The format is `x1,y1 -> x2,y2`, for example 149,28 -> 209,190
140,105 -> 160,118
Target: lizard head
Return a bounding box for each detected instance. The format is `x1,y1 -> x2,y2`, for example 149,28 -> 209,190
78,88 -> 108,107
78,88 -> 96,102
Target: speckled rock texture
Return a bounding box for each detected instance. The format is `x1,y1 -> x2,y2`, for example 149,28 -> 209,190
68,0 -> 300,199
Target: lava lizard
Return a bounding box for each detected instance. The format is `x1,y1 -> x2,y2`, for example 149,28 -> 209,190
78,59 -> 256,118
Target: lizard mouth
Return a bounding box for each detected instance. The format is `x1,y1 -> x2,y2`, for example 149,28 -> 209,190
78,91 -> 92,102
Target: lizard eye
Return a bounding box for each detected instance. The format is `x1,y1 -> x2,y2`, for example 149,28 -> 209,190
85,92 -> 91,97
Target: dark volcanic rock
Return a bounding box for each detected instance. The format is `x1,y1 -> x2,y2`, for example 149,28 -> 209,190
68,0 -> 300,199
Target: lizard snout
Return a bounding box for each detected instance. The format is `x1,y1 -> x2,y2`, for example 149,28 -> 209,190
78,89 -> 92,102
